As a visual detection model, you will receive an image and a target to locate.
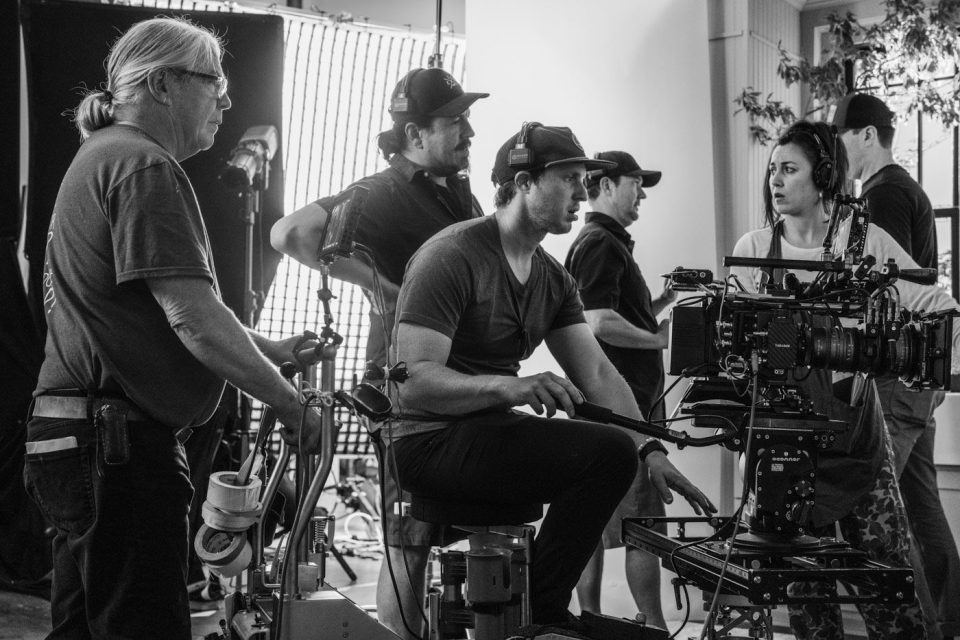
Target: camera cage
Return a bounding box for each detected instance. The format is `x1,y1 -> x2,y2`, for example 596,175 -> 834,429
668,195 -> 953,395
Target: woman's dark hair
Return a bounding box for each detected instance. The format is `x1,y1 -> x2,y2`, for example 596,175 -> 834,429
375,114 -> 434,160
762,120 -> 848,228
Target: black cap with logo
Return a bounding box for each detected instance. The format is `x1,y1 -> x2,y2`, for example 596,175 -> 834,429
586,151 -> 661,188
389,68 -> 489,118
491,125 -> 616,185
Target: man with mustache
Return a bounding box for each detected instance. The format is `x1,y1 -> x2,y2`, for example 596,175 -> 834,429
271,67 -> 488,640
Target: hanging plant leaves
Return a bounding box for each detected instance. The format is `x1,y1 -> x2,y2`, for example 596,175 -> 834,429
737,0 -> 960,143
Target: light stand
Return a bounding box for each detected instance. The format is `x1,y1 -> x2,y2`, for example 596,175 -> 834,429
240,163 -> 268,328
220,128 -> 275,515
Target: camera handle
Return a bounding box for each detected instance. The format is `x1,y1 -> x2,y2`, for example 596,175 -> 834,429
574,401 -> 735,449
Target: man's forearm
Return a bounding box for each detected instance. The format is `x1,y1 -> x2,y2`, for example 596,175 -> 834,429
585,309 -> 665,349
397,361 -> 513,416
652,295 -> 671,317
270,203 -> 399,295
172,300 -> 301,419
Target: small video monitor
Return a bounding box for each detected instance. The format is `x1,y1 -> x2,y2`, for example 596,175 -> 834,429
316,186 -> 367,265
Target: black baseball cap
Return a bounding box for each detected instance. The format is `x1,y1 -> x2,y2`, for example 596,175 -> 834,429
491,125 -> 616,185
388,68 -> 489,118
586,151 -> 661,188
832,93 -> 895,130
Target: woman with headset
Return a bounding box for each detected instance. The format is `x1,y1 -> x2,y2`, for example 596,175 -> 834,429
728,120 -> 957,639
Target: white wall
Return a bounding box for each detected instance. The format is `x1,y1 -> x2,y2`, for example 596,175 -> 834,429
465,0 -> 724,516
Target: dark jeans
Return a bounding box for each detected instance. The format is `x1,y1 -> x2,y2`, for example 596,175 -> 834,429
23,416 -> 193,640
390,412 -> 638,623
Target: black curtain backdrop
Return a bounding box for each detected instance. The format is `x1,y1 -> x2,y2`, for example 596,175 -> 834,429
1,2 -> 20,240
2,0 -> 285,594
20,0 -> 285,328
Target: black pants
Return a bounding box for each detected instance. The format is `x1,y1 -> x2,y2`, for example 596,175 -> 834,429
24,416 -> 193,640
390,412 -> 638,623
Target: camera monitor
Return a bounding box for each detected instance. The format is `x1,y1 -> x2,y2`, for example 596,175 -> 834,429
315,186 -> 368,265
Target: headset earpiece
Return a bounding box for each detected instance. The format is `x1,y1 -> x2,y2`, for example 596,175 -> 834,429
391,69 -> 419,114
508,121 -> 542,168
809,126 -> 836,192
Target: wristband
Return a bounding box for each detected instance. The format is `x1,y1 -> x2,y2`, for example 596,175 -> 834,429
638,439 -> 668,462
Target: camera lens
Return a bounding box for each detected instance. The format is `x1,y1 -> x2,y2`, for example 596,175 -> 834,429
805,326 -> 865,372
887,325 -> 921,378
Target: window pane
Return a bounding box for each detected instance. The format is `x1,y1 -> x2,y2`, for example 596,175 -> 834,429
936,215 -> 954,295
920,114 -> 954,208
889,96 -> 919,182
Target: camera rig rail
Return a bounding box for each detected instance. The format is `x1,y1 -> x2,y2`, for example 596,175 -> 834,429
621,516 -> 915,607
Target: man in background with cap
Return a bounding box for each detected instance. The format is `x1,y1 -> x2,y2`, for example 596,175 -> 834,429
564,151 -> 673,629
387,124 -> 714,633
835,93 -> 960,640
271,67 -> 487,640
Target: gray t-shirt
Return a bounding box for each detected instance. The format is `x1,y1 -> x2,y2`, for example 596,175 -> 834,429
35,124 -> 224,428
390,215 -> 585,436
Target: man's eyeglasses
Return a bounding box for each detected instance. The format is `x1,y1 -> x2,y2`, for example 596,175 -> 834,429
170,68 -> 229,99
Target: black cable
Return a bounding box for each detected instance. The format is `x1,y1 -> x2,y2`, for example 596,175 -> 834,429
667,580 -> 691,640
384,424 -> 431,634
353,245 -> 392,359
646,365 -> 706,421
272,396 -> 315,638
350,244 -> 427,638
697,360 -> 760,640
674,294 -> 710,307
664,502 -> 745,588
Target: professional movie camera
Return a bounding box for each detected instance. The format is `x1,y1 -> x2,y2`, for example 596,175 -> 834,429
666,258 -> 952,533
668,272 -> 953,392
581,197 -> 957,638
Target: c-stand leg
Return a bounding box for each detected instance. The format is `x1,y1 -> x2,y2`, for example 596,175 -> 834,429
328,544 -> 358,582
700,593 -> 773,640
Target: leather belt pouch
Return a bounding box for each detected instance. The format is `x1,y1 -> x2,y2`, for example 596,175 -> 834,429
98,403 -> 130,466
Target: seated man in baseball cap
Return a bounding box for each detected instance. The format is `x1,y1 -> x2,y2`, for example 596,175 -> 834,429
385,123 -> 715,632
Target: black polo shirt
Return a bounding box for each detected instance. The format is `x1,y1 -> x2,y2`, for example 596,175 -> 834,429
861,164 -> 937,270
317,154 -> 484,366
565,212 -> 663,416
318,154 -> 484,286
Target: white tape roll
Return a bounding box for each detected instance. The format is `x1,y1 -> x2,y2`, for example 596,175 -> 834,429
194,524 -> 251,578
206,471 -> 261,512
201,500 -> 260,532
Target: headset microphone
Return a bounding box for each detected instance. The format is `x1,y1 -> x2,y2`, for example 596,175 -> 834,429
507,121 -> 542,168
